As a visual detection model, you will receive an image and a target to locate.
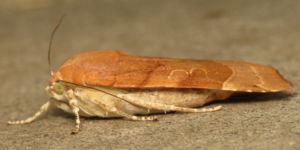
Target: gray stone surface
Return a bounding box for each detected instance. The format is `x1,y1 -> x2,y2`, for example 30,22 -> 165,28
1,0 -> 299,149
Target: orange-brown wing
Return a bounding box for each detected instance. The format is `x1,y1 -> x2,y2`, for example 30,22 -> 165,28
56,50 -> 293,92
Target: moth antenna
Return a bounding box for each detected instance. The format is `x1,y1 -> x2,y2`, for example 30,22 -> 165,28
48,15 -> 65,75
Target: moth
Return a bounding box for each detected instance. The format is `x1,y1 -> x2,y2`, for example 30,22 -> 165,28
8,16 -> 293,134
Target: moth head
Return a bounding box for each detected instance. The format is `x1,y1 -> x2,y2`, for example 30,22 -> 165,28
46,71 -> 66,101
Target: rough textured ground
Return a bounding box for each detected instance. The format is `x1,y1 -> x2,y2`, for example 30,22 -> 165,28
1,0 -> 299,149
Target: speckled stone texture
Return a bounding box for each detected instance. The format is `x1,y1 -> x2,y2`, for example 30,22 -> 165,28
1,0 -> 299,149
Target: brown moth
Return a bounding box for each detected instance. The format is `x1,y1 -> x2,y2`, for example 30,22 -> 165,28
8,16 -> 293,134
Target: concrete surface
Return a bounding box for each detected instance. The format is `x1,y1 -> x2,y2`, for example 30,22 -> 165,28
1,0 -> 299,149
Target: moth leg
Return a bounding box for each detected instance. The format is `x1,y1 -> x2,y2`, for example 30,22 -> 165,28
50,98 -> 73,114
73,91 -> 157,121
8,101 -> 50,125
66,90 -> 81,134
118,94 -> 222,113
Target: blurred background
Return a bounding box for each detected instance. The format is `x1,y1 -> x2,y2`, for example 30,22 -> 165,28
0,0 -> 299,149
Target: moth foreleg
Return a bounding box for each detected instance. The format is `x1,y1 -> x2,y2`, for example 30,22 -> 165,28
8,101 -> 50,125
118,94 -> 222,113
73,91 -> 157,121
66,90 -> 80,134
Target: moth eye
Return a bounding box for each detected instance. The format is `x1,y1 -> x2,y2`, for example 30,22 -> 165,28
53,82 -> 64,94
